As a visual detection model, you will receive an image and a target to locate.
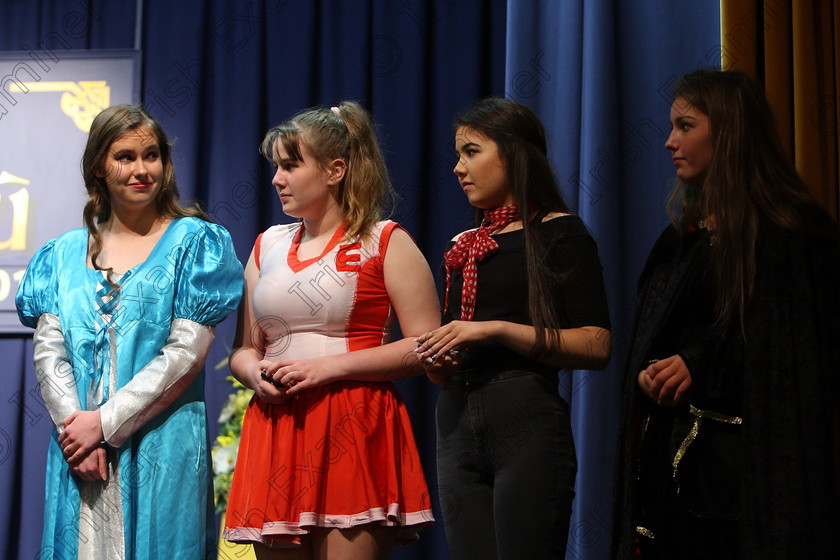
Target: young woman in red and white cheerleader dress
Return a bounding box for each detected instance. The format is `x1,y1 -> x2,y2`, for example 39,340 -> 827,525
223,101 -> 439,560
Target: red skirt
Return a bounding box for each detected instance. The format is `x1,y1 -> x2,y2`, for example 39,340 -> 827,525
222,381 -> 433,547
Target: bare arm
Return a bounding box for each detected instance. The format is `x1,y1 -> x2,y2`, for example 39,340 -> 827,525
417,320 -> 611,370
266,227 -> 441,395
228,248 -> 289,404
418,221 -> 611,371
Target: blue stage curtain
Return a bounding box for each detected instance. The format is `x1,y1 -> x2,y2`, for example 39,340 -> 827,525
505,1 -> 719,559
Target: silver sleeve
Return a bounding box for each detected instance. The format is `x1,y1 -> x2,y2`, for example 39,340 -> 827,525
99,318 -> 215,448
33,313 -> 83,433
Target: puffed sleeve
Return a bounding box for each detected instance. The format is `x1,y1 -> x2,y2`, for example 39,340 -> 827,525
15,239 -> 59,328
99,222 -> 243,447
16,240 -> 83,432
173,222 -> 243,326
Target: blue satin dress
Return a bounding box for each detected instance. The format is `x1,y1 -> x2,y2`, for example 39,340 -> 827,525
16,217 -> 243,560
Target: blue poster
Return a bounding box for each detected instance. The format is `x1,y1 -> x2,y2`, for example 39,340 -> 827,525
0,49 -> 138,332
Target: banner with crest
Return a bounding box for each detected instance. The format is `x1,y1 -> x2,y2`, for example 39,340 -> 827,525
0,50 -> 138,332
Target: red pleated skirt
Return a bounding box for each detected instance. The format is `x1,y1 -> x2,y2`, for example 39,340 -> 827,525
222,380 -> 433,548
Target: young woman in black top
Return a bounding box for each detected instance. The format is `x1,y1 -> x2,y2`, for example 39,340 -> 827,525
416,97 -> 612,560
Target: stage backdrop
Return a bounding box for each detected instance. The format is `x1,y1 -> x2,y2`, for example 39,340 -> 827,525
0,1 -> 720,559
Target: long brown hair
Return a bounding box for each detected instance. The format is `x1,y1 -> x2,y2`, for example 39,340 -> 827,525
82,104 -> 208,283
260,101 -> 395,240
455,97 -> 571,356
668,70 -> 839,330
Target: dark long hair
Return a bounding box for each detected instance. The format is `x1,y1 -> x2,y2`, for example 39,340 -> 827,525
455,97 -> 571,356
668,70 -> 839,329
82,104 -> 208,283
260,101 -> 395,240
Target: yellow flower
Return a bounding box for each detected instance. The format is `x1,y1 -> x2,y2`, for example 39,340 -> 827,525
213,378 -> 254,512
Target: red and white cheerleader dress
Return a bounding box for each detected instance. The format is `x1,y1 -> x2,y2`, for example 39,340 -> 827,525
223,220 -> 433,547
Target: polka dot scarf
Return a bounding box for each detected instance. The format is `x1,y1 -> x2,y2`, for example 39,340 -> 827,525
444,204 -> 521,320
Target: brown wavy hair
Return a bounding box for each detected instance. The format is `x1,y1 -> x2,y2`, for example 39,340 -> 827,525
260,101 -> 395,240
454,97 -> 571,357
82,105 -> 208,283
668,70 -> 839,330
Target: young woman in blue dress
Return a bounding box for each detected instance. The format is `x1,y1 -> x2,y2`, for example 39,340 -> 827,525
16,105 -> 242,559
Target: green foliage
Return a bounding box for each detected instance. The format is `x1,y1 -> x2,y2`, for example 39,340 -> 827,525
212,376 -> 254,513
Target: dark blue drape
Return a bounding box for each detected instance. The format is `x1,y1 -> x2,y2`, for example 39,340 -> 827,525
505,1 -> 719,559
1,1 -> 721,559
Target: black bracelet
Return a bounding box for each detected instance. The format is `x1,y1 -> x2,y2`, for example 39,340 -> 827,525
260,368 -> 285,389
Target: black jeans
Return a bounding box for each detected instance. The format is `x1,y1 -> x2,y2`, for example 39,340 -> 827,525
436,369 -> 577,560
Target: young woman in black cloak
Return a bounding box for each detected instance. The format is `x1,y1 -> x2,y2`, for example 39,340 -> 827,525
611,69 -> 840,560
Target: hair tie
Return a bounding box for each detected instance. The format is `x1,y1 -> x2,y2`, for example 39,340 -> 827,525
330,106 -> 341,116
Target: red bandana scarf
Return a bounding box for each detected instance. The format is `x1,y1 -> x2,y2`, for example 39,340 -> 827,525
444,204 -> 521,320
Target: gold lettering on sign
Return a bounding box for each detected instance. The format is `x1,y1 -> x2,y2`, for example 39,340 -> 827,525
7,81 -> 110,131
0,270 -> 10,301
0,171 -> 31,251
